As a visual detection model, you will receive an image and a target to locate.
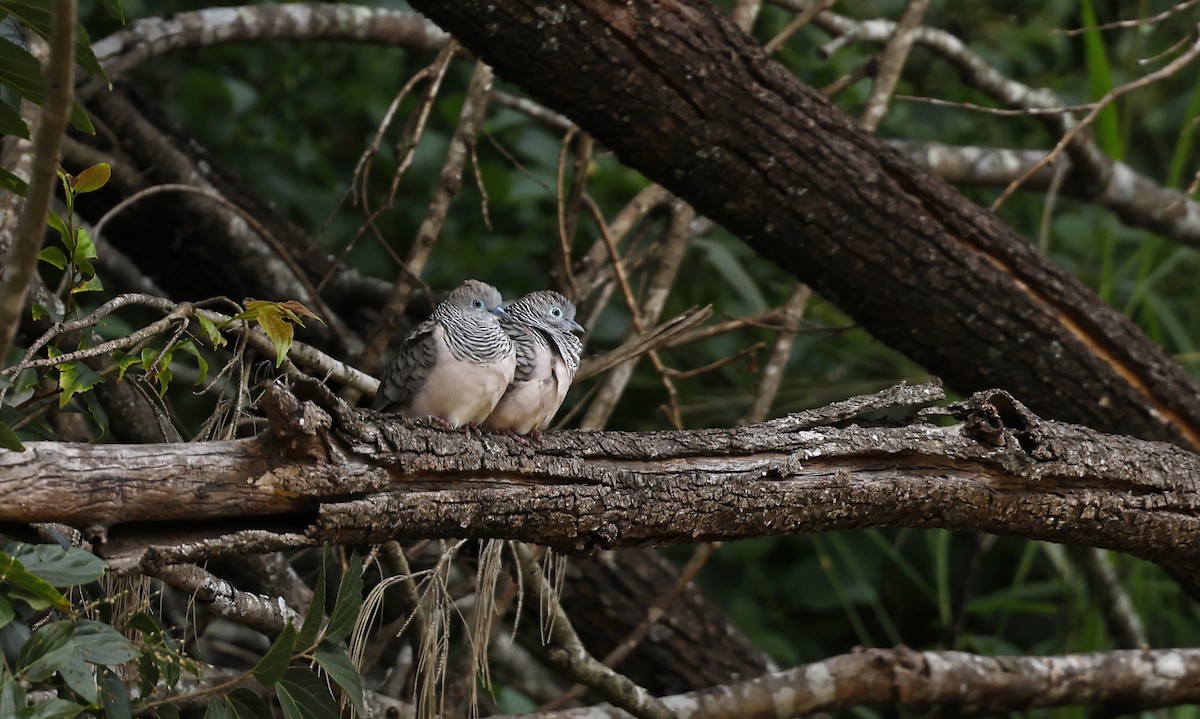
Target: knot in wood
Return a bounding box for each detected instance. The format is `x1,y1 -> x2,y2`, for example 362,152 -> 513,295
964,400 -> 1006,447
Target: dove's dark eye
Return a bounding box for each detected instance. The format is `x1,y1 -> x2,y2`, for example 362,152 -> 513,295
550,307 -> 563,318
471,299 -> 485,309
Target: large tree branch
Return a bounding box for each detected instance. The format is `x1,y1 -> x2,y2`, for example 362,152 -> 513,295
499,646 -> 1200,718
4,382 -> 1200,585
398,0 -> 1200,450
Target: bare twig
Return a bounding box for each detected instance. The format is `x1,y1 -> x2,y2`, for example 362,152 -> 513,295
1066,546 -> 1147,650
336,43 -> 457,285
731,0 -> 763,34
860,0 -> 929,131
992,26 -> 1200,209
541,543 -> 721,711
764,0 -> 837,55
88,5 -> 449,94
355,61 -> 495,395
740,283 -> 811,424
555,129 -> 591,297
513,543 -> 676,719
580,201 -> 694,430
1055,0 -> 1200,37
576,306 -> 712,382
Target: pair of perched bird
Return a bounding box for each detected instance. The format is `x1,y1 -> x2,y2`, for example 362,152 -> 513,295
372,279 -> 584,436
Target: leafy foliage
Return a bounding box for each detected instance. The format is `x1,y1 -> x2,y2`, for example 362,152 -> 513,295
235,300 -> 323,368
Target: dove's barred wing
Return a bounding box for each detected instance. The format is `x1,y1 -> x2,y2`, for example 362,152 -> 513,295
372,318 -> 441,411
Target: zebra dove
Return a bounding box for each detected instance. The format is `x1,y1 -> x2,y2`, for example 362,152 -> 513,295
373,279 -> 516,428
483,290 -> 584,435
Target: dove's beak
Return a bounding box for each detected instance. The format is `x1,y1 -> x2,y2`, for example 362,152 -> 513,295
492,306 -> 512,320
569,320 -> 585,334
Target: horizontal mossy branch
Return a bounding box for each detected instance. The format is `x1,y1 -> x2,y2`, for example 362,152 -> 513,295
2,382 -> 1199,577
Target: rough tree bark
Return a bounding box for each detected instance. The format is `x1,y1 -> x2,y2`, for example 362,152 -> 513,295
402,0 -> 1200,450
5,382 -> 1200,587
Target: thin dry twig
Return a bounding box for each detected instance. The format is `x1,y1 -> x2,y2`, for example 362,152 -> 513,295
1055,0 -> 1200,37
329,43 -> 457,288
893,95 -> 1095,117
861,0 -> 930,131
355,61 -> 495,393
764,0 -> 837,55
540,543 -> 721,711
579,199 -> 694,430
513,543 -> 676,719
575,306 -> 713,382
992,26 -> 1200,209
555,128 -> 591,297
741,283 -> 811,424
731,0 -> 764,34
664,342 -> 764,381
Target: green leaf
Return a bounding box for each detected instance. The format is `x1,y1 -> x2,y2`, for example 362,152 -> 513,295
28,698 -> 84,719
157,704 -> 181,719
0,96 -> 29,139
9,542 -> 106,586
0,166 -> 28,194
71,162 -> 109,194
74,225 -> 97,260
204,695 -> 236,719
98,666 -> 132,719
57,360 -> 104,407
0,35 -> 45,104
21,632 -> 76,682
1078,0 -> 1121,160
251,621 -> 296,687
324,553 -> 363,644
275,667 -> 340,719
136,649 -> 159,698
71,273 -> 103,294
75,619 -> 139,665
38,245 -> 67,270
196,315 -> 227,348
226,687 -> 271,719
162,652 -> 181,690
129,610 -> 164,637
99,0 -> 124,23
0,1 -> 111,82
59,652 -> 98,704
0,551 -> 70,610
79,392 -> 110,442
241,300 -> 296,367
0,594 -> 14,627
68,101 -> 94,135
314,645 -> 366,718
296,550 -> 327,648
112,350 -> 140,381
0,676 -> 27,715
46,209 -> 71,249
173,340 -> 209,385
0,420 -> 23,451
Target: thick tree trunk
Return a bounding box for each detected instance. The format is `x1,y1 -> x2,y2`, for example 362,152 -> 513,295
403,0 -> 1200,450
